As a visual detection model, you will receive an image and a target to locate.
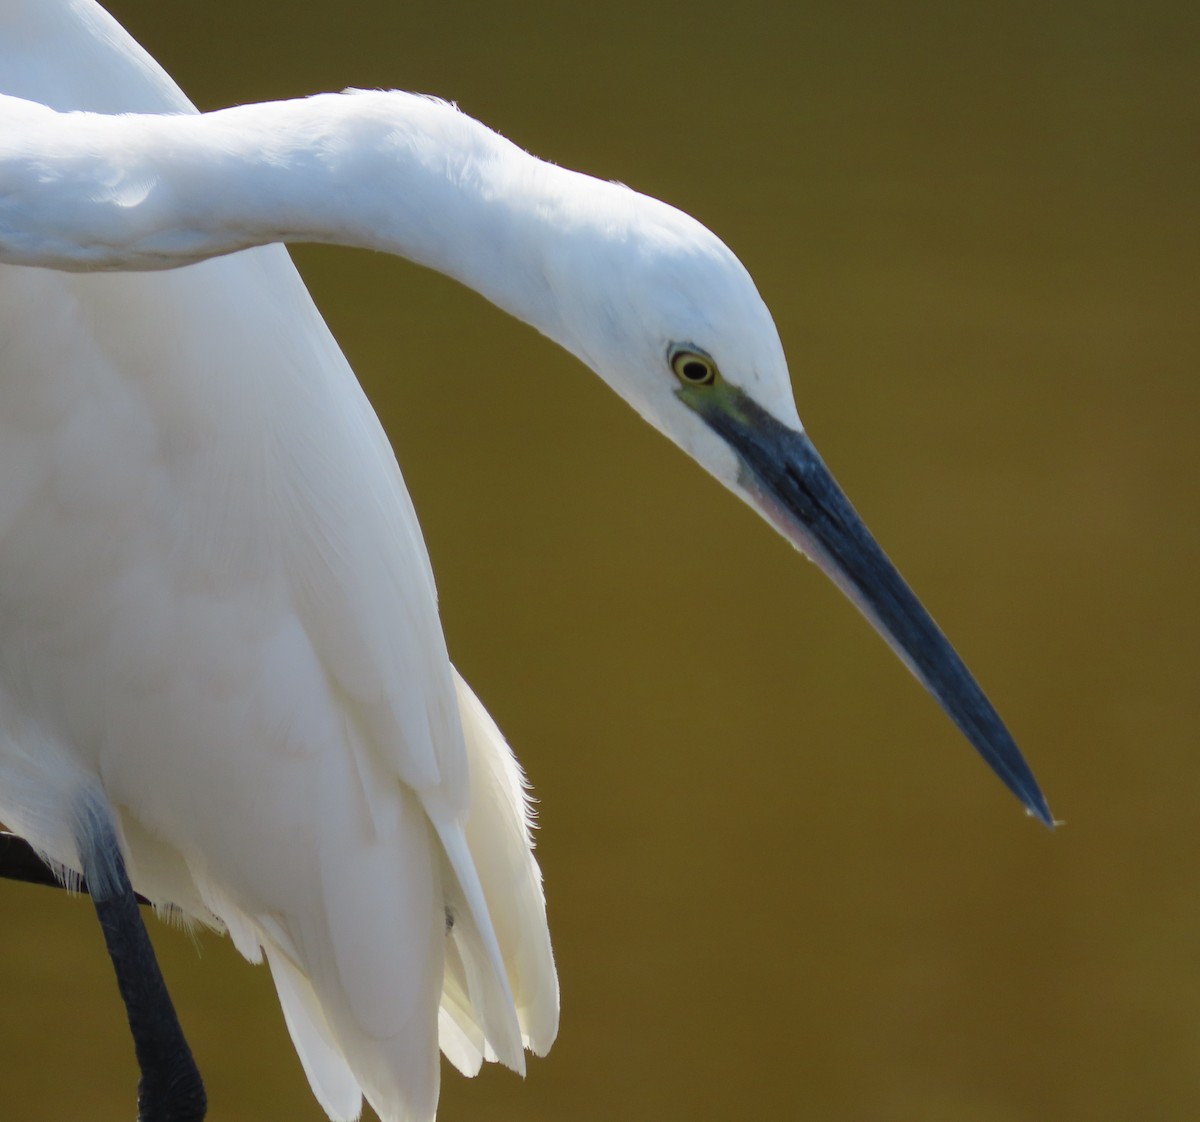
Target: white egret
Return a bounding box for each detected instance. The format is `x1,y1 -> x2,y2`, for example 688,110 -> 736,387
0,2 -> 1051,1121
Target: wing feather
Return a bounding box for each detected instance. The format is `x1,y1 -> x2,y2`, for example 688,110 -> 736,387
0,9 -> 558,1122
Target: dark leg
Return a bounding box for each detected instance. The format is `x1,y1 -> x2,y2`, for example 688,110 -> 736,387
2,815 -> 206,1121
0,831 -> 68,890
89,853 -> 207,1121
0,831 -> 149,904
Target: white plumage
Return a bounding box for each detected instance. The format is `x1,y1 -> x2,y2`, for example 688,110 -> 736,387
0,3 -> 1049,1121
0,4 -> 555,1120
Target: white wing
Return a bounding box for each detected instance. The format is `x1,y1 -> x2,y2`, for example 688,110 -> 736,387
0,3 -> 557,1119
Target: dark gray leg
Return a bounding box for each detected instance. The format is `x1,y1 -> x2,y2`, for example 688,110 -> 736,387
0,831 -> 149,904
1,812 -> 206,1122
0,831 -> 67,891
89,858 -> 207,1121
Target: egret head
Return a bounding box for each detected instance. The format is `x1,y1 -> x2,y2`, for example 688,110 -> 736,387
538,184 -> 798,487
545,181 -> 1052,827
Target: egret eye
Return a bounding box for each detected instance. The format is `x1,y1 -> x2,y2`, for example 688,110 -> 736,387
670,349 -> 717,386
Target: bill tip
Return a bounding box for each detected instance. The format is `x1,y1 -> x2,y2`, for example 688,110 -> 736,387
1023,800 -> 1058,830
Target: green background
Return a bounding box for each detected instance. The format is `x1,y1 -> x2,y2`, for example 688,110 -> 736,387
3,1 -> 1198,1119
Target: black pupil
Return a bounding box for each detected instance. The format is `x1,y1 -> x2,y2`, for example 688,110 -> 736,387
681,360 -> 709,382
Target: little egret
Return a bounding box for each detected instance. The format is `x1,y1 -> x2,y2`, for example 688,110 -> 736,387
0,2 -> 1051,1121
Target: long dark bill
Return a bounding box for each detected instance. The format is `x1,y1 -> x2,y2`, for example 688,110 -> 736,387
690,384 -> 1053,827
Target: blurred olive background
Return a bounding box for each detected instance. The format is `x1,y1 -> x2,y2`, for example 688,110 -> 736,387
3,1 -> 1198,1119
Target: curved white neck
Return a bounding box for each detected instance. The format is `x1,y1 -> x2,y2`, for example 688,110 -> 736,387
0,89 -> 600,348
